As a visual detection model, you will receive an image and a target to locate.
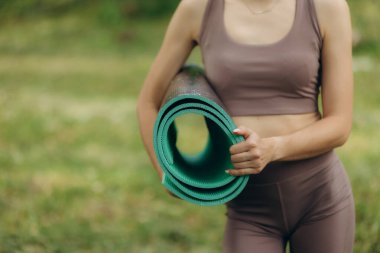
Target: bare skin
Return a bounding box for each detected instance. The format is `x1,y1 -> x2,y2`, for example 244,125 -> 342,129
136,0 -> 353,183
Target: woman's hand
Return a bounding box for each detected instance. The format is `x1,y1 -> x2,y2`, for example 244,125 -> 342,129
226,125 -> 278,176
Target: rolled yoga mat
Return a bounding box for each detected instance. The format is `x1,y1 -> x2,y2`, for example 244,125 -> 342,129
153,64 -> 249,206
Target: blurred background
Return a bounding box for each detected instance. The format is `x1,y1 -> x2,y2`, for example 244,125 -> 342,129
0,0 -> 379,252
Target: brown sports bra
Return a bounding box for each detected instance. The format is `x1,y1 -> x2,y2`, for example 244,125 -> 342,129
197,0 -> 323,116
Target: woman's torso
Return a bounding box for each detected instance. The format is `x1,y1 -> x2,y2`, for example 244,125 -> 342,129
191,0 -> 324,137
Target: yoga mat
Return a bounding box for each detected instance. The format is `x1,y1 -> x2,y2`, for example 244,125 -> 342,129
153,64 -> 249,206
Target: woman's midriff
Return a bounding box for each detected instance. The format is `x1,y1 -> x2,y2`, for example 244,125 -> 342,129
231,111 -> 322,138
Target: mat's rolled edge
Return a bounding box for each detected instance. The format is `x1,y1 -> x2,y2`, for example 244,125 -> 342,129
163,174 -> 250,206
155,101 -> 242,188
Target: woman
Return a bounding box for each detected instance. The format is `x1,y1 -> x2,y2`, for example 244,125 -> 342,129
136,0 -> 355,252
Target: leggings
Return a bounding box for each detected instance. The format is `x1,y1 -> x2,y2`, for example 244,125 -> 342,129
223,150 -> 355,253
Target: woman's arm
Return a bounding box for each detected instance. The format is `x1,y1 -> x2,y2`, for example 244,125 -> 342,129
227,0 -> 353,176
136,0 -> 202,180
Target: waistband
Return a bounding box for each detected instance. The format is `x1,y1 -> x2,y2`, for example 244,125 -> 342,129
247,149 -> 340,185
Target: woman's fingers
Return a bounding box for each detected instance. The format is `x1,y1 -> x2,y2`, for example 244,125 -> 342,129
231,149 -> 262,162
233,125 -> 252,139
226,167 -> 262,176
231,126 -> 260,154
232,159 -> 263,169
228,125 -> 265,176
229,141 -> 253,155
233,126 -> 259,141
230,151 -> 251,163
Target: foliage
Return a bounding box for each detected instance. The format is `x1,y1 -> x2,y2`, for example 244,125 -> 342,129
0,0 -> 179,22
347,0 -> 380,56
0,0 -> 379,54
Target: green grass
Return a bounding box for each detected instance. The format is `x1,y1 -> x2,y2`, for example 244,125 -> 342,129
0,5 -> 379,252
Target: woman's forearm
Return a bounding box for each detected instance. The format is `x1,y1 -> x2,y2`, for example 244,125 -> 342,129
136,101 -> 163,180
228,114 -> 352,176
269,115 -> 352,161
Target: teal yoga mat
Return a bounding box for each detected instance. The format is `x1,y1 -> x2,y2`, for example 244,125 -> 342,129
153,64 -> 249,206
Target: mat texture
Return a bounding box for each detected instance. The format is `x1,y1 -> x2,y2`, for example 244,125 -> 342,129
153,64 -> 249,206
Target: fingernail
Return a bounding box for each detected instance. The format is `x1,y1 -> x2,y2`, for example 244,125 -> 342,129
233,128 -> 239,133
225,170 -> 230,174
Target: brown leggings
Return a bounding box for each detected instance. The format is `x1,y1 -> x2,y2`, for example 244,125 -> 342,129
223,150 -> 355,253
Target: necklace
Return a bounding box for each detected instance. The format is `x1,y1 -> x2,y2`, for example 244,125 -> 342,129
241,0 -> 280,15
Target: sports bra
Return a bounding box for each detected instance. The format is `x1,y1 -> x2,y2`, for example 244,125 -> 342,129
197,0 -> 323,116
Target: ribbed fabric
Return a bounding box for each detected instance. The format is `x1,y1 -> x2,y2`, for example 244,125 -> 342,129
198,0 -> 323,116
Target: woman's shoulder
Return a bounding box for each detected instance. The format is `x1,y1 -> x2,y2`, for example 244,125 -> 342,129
179,0 -> 208,9
173,0 -> 210,44
173,0 -> 208,21
312,0 -> 351,40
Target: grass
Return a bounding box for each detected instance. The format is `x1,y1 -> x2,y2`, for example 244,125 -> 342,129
0,3 -> 379,252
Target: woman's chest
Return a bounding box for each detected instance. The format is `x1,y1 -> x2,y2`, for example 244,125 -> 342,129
201,42 -> 321,96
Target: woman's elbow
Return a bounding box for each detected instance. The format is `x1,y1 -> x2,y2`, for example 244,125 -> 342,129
136,97 -> 149,119
335,123 -> 352,147
135,94 -> 159,119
